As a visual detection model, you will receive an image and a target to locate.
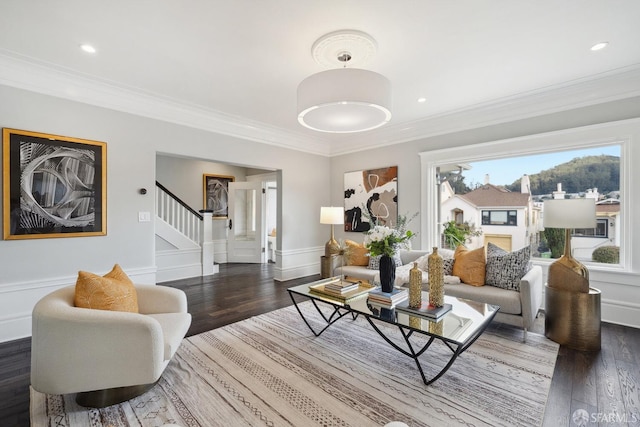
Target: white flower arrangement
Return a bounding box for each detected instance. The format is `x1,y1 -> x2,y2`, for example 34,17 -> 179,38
364,224 -> 414,257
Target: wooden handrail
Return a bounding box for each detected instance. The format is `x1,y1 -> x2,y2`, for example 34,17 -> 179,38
156,181 -> 203,220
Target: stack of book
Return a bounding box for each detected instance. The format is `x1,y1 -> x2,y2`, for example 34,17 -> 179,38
367,288 -> 408,307
322,280 -> 360,296
395,300 -> 452,320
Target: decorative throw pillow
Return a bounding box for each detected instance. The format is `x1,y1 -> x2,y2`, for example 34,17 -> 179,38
367,253 -> 403,270
415,251 -> 454,274
344,240 -> 369,266
485,243 -> 531,291
74,264 -> 139,312
452,246 -> 486,286
438,248 -> 456,259
415,254 -> 430,271
443,258 -> 455,276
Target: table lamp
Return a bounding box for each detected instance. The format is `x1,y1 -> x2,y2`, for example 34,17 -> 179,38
543,198 -> 596,293
320,206 -> 344,257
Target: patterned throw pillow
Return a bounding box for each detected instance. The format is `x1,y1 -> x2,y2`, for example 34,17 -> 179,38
443,258 -> 455,276
74,264 -> 139,312
452,246 -> 486,286
485,243 -> 531,291
367,254 -> 403,270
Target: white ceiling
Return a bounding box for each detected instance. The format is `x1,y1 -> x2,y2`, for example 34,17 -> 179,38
1,1 -> 640,156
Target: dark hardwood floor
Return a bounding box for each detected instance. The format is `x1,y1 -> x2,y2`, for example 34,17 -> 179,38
0,263 -> 638,426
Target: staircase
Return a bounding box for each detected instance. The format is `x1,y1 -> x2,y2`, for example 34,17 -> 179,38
155,182 -> 217,282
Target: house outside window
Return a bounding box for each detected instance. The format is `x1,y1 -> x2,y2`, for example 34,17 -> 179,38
574,218 -> 608,238
482,210 -> 517,226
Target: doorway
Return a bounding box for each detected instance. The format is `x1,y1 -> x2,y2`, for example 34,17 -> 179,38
155,154 -> 279,265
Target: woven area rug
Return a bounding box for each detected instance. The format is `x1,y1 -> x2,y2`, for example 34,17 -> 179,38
31,301 -> 558,426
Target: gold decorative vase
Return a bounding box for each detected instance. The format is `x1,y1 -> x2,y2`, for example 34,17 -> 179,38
428,247 -> 444,307
409,262 -> 422,308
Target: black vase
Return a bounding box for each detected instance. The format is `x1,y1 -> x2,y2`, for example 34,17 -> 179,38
379,254 -> 396,293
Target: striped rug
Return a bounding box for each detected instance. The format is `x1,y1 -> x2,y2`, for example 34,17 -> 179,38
31,301 -> 558,426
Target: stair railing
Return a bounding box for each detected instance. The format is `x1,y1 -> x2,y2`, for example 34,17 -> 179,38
155,181 -> 203,243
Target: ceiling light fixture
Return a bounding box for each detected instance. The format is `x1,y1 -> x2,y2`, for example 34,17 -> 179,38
417,97 -> 427,103
590,42 -> 608,51
297,30 -> 392,133
80,44 -> 96,54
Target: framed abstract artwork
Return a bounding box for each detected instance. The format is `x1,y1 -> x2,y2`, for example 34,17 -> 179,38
344,165 -> 398,232
2,128 -> 107,240
203,174 -> 234,219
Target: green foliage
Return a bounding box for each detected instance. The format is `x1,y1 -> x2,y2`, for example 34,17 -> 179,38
543,228 -> 565,259
504,155 -> 619,194
441,171 -> 472,194
592,246 -> 620,264
442,221 -> 482,249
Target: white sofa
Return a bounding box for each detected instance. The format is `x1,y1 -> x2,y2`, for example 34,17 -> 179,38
31,284 -> 191,407
335,249 -> 543,338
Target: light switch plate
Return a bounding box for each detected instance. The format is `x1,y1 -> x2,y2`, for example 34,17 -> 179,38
138,211 -> 151,222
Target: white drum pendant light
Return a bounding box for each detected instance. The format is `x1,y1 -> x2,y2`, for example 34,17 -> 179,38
297,30 -> 392,133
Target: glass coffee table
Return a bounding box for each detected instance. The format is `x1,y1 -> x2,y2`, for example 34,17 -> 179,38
287,278 -> 499,385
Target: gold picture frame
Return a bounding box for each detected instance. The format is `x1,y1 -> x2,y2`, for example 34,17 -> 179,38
203,174 -> 234,219
2,128 -> 107,239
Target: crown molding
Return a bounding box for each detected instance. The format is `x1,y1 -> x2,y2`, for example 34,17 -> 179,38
1,50 -> 639,159
0,50 -> 332,157
329,65 -> 640,156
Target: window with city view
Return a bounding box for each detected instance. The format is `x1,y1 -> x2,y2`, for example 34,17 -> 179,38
438,145 -> 621,265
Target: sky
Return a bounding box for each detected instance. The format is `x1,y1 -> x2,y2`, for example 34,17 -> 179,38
461,145 -> 621,187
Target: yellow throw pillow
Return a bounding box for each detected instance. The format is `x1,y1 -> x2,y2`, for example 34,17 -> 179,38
452,246 -> 486,287
345,240 -> 369,266
74,264 -> 139,312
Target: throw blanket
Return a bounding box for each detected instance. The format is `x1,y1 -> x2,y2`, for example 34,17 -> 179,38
31,302 -> 558,426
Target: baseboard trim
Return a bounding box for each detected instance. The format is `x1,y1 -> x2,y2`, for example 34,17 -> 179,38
602,298 -> 640,329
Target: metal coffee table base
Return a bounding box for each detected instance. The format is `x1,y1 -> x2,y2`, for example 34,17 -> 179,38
288,292 -> 492,385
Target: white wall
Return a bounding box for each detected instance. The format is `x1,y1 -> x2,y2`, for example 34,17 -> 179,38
0,85 -> 331,342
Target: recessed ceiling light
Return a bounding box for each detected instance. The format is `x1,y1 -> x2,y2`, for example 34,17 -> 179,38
417,97 -> 427,103
590,42 -> 608,51
80,44 -> 96,54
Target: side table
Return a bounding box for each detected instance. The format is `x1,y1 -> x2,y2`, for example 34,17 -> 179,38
320,254 -> 341,278
544,284 -> 601,351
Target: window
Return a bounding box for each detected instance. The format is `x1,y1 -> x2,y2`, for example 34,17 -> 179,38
420,125 -> 628,269
482,210 -> 517,226
453,209 -> 463,225
574,219 -> 608,238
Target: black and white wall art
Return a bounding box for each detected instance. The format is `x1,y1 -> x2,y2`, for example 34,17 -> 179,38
2,128 -> 107,239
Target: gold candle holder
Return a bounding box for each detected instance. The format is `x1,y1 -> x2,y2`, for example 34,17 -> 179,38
428,247 -> 444,307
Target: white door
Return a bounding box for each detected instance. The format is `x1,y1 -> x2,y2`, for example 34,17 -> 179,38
227,181 -> 264,263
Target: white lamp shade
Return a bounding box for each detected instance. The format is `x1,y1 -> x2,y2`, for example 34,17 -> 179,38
297,68 -> 392,133
320,206 -> 344,225
543,199 -> 596,229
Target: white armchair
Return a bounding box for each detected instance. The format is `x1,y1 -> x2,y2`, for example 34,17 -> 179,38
31,284 -> 191,407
